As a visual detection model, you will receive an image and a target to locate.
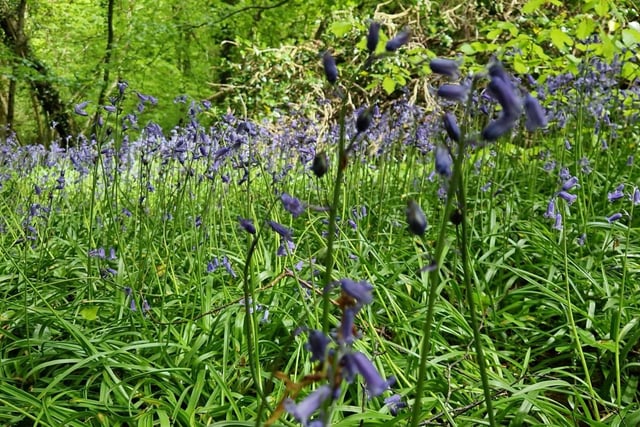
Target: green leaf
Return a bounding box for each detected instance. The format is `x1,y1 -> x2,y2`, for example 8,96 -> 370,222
621,28 -> 640,46
522,0 -> 546,14
329,21 -> 352,38
459,43 -> 475,55
79,306 -> 99,321
594,0 -> 610,17
382,76 -> 396,95
576,16 -> 597,40
513,55 -> 528,74
549,28 -> 573,51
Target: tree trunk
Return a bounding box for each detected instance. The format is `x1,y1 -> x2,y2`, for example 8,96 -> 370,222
0,0 -> 72,145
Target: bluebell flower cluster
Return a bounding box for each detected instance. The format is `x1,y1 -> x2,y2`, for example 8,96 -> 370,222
282,278 -> 398,426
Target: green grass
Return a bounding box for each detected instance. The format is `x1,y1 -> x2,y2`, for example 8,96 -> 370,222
1,65 -> 640,426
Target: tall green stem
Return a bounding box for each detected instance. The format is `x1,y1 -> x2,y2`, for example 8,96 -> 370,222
321,104 -> 347,334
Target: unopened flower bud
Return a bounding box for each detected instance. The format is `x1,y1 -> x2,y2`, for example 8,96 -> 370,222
367,21 -> 381,53
406,199 -> 427,236
322,51 -> 338,84
312,151 -> 329,178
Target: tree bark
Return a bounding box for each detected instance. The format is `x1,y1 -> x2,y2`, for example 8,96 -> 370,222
0,0 -> 72,145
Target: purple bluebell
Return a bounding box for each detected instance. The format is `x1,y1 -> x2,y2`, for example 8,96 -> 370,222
356,107 -> 373,133
322,51 -> 338,84
608,184 -> 625,202
104,105 -> 116,113
305,330 -> 331,362
607,213 -> 623,223
89,247 -> 106,259
481,114 -> 516,141
442,112 -> 461,142
238,217 -> 256,234
627,156 -> 634,166
406,199 -> 427,236
339,305 -> 360,345
284,385 -> 333,426
523,93 -> 547,131
557,190 -> 577,205
207,258 -> 219,273
344,352 -> 394,397
74,101 -> 89,116
553,213 -> 563,231
384,394 -> 407,416
436,84 -> 469,102
130,298 -> 137,311
632,188 -> 640,205
222,256 -> 236,278
385,29 -> 410,52
142,299 -> 151,313
488,76 -> 522,118
435,145 -> 452,177
561,176 -> 579,191
340,278 -> 374,305
117,81 -> 128,95
367,21 -> 381,53
123,287 -> 133,297
312,152 -> 329,178
577,233 -> 587,246
544,199 -> 556,219
277,239 -> 296,256
268,220 -> 293,241
281,193 -> 305,218
429,58 -> 460,78
109,247 -> 117,260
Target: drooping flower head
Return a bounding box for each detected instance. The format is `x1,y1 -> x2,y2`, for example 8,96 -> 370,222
366,21 -> 381,53
342,352 -> 394,397
406,199 -> 427,236
339,278 -> 374,305
442,112 -> 461,142
523,92 -> 548,131
430,58 -> 461,79
281,193 -> 305,218
284,385 -> 333,426
385,29 -> 410,52
435,145 -> 453,178
436,84 -> 469,103
322,51 -> 338,84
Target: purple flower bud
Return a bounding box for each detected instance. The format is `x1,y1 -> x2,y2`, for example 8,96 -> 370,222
305,330 -> 331,361
429,58 -> 461,78
322,51 -> 338,84
436,84 -> 469,102
442,112 -> 461,142
607,213 -> 623,223
268,220 -> 293,241
523,93 -> 548,131
207,258 -> 219,273
385,29 -> 410,52
488,76 -> 522,118
385,394 -> 407,416
435,145 -> 452,177
356,107 -> 373,133
284,385 -> 332,426
312,151 -> 329,178
340,278 -> 374,305
238,217 -> 256,234
406,199 -> 427,236
608,184 -> 625,202
339,305 -> 359,345
632,188 -> 640,205
367,21 -> 381,52
222,256 -> 237,278
481,113 -> 517,141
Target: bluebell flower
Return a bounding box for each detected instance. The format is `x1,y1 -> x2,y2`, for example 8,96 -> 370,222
74,101 -> 89,116
89,247 -> 106,259
312,152 -> 329,178
557,190 -> 577,205
553,213 -> 563,231
268,220 -> 293,241
284,385 -> 333,426
436,84 -> 469,102
577,233 -> 587,246
142,299 -> 151,313
339,305 -> 360,345
435,145 -> 452,177
322,51 -> 338,84
607,213 -> 623,223
385,29 -> 410,52
277,239 -> 296,256
482,113 -> 517,142
305,330 -> 331,362
384,394 -> 407,416
340,278 -> 374,305
207,258 -> 219,273
562,176 -> 579,191
344,352 -> 394,397
238,217 -> 256,234
523,93 -> 548,131
632,188 -> 640,205
281,193 -> 305,218
222,256 -> 237,278
429,58 -> 460,78
608,184 -> 625,202
544,199 -> 555,219
366,21 -> 381,53
442,112 -> 461,142
406,199 -> 427,236
488,76 -> 522,118
130,298 -> 137,311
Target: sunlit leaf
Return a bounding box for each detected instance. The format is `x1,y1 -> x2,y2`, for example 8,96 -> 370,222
80,306 -> 99,321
